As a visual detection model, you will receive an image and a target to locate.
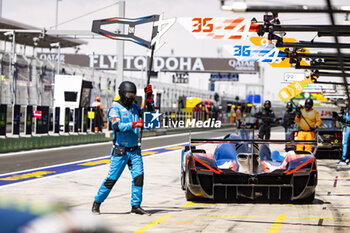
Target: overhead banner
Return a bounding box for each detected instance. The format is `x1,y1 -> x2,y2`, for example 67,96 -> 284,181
177,17 -> 259,40
284,72 -> 306,82
210,73 -> 239,81
224,37 -> 310,68
0,105 -> 7,136
37,53 -> 259,74
278,76 -> 313,101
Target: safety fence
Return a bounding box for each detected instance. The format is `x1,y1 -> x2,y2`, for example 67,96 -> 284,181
0,104 -> 105,137
0,103 -> 240,153
0,104 -> 238,137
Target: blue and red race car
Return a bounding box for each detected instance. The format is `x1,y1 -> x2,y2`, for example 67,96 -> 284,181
181,130 -> 317,203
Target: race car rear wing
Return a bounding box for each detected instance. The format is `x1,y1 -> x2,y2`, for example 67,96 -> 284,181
191,139 -> 317,145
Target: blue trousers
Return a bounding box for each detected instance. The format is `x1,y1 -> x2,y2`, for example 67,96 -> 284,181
342,127 -> 350,161
94,147 -> 144,206
284,126 -> 294,140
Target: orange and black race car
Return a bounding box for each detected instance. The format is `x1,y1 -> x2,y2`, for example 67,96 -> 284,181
181,130 -> 317,203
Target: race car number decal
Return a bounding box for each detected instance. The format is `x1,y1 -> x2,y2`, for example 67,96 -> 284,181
224,44 -> 286,63
178,17 -> 259,39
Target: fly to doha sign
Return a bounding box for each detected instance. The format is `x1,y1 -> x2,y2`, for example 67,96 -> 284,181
37,53 -> 258,73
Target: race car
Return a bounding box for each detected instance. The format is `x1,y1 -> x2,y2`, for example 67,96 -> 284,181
292,117 -> 342,158
181,130 -> 317,203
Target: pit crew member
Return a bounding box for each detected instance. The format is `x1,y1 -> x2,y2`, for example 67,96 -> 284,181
92,81 -> 154,215
255,100 -> 275,139
295,98 -> 322,152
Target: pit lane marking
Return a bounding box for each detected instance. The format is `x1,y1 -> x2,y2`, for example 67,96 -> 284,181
141,151 -> 157,155
0,171 -> 56,181
78,160 -> 110,166
162,220 -> 193,223
133,215 -> 171,233
182,201 -> 216,207
268,214 -> 287,233
0,142 -> 189,188
182,202 -> 194,207
165,146 -> 185,150
133,214 -> 350,233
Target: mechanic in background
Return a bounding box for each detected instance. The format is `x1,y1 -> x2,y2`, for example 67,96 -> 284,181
295,98 -> 322,152
255,100 -> 275,139
282,102 -> 296,140
335,98 -> 350,165
92,81 -> 154,215
91,96 -> 104,132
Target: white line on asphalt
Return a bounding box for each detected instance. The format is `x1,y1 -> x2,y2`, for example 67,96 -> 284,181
0,143 -> 191,189
0,141 -> 190,177
0,127 -> 233,157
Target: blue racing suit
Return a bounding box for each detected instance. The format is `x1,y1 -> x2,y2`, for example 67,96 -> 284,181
342,108 -> 350,161
94,101 -> 153,206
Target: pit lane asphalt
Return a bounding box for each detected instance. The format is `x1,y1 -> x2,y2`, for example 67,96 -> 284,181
1,126 -> 349,233
0,127 -> 243,175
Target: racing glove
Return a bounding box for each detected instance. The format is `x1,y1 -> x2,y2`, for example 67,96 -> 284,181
144,85 -> 154,104
132,119 -> 144,129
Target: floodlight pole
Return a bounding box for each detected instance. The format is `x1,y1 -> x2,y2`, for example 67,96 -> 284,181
9,31 -> 16,105
116,0 -> 125,96
55,0 -> 60,30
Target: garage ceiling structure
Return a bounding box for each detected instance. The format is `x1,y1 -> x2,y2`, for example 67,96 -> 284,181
0,17 -> 86,48
220,0 -> 350,100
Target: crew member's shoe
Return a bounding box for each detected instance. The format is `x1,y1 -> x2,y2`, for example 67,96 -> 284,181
92,201 -> 101,215
336,160 -> 347,165
131,205 -> 151,216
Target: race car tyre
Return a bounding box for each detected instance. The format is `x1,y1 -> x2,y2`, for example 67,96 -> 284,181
301,191 -> 315,203
185,170 -> 198,201
294,191 -> 315,204
185,186 -> 197,201
181,169 -> 185,191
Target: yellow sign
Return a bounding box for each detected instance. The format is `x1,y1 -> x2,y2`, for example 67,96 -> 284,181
250,37 -> 309,68
0,171 -> 55,181
278,76 -> 313,101
1,75 -> 4,81
87,111 -> 95,119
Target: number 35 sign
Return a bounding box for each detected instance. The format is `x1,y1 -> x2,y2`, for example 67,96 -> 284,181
178,17 -> 258,40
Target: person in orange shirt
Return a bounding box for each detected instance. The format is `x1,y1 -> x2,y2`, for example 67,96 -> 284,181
91,96 -> 104,132
295,98 -> 322,152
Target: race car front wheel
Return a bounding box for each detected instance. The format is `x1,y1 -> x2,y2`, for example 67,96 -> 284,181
185,170 -> 198,201
294,191 -> 315,204
181,169 -> 185,191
